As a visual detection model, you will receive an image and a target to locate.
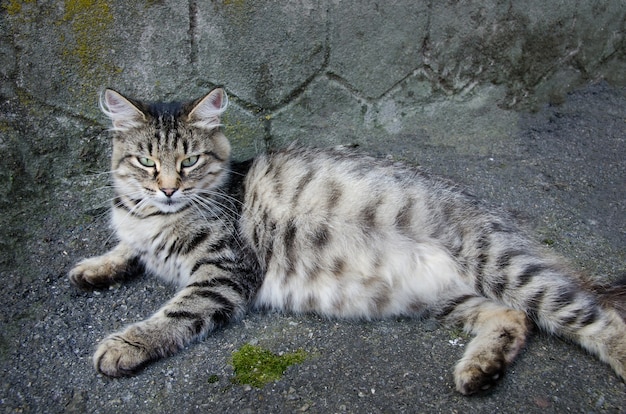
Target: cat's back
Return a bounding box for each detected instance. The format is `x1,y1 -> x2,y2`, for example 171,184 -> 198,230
242,146 -> 440,224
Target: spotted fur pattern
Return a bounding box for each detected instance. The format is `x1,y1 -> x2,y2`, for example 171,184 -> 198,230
69,88 -> 626,394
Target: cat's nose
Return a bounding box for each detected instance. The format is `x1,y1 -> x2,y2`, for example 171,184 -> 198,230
160,188 -> 178,197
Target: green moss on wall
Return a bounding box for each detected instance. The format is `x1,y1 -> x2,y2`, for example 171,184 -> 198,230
231,343 -> 307,388
2,0 -> 35,15
57,0 -> 121,111
61,0 -> 113,72
2,0 -> 37,25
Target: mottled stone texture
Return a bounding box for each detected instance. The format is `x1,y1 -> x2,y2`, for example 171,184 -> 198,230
0,0 -> 624,237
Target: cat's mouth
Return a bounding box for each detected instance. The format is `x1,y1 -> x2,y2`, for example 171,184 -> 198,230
154,196 -> 187,213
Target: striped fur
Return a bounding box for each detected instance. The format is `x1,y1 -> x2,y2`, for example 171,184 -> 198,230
69,88 -> 626,394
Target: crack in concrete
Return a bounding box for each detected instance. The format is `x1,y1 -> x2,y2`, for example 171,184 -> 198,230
222,7 -> 333,149
188,0 -> 199,65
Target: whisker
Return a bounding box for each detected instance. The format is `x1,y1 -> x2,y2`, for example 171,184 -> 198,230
104,196 -> 151,246
80,189 -> 148,225
188,195 -> 231,225
190,192 -> 241,220
220,165 -> 247,178
188,187 -> 252,250
86,184 -> 116,195
81,170 -> 117,178
186,194 -> 246,251
193,188 -> 243,208
187,195 -> 213,226
91,208 -> 111,223
187,196 -> 233,240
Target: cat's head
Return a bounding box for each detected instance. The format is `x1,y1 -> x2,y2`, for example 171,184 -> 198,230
101,87 -> 231,214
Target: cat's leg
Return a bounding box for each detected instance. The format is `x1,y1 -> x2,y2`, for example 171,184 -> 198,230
93,269 -> 249,377
438,295 -> 530,395
476,238 -> 626,383
461,225 -> 626,383
69,242 -> 141,289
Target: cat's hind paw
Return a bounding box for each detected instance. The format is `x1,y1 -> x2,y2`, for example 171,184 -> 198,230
93,334 -> 153,377
454,356 -> 505,395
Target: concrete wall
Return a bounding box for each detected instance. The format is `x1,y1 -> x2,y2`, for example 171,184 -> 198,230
1,0 -> 625,210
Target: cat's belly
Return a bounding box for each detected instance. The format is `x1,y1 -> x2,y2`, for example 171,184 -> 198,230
253,238 -> 467,318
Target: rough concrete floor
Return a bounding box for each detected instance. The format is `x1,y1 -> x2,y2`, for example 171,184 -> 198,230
1,82 -> 624,413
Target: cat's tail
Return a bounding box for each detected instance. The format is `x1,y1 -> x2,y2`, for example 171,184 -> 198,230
516,270 -> 625,381
477,235 -> 626,381
582,276 -> 626,379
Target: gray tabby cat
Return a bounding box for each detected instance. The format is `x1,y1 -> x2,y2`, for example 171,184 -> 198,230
69,87 -> 626,395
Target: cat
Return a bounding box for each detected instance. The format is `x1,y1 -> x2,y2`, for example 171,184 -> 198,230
69,87 -> 626,395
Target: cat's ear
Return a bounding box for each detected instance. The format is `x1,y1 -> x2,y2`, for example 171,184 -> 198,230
100,89 -> 146,132
187,88 -> 229,130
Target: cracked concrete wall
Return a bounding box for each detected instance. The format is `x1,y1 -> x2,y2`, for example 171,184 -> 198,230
0,0 -> 625,233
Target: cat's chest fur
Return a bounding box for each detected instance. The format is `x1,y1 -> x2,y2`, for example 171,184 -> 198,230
112,209 -> 205,285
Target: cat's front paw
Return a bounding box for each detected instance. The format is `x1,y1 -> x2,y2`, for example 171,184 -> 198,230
69,254 -> 133,290
93,334 -> 153,377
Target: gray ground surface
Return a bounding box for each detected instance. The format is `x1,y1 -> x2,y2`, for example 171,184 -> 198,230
1,82 -> 625,413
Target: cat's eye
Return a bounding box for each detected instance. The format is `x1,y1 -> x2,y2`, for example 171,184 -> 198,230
138,157 -> 156,167
181,156 -> 199,168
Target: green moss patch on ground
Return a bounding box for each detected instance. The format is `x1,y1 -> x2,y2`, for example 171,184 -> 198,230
231,343 -> 307,388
